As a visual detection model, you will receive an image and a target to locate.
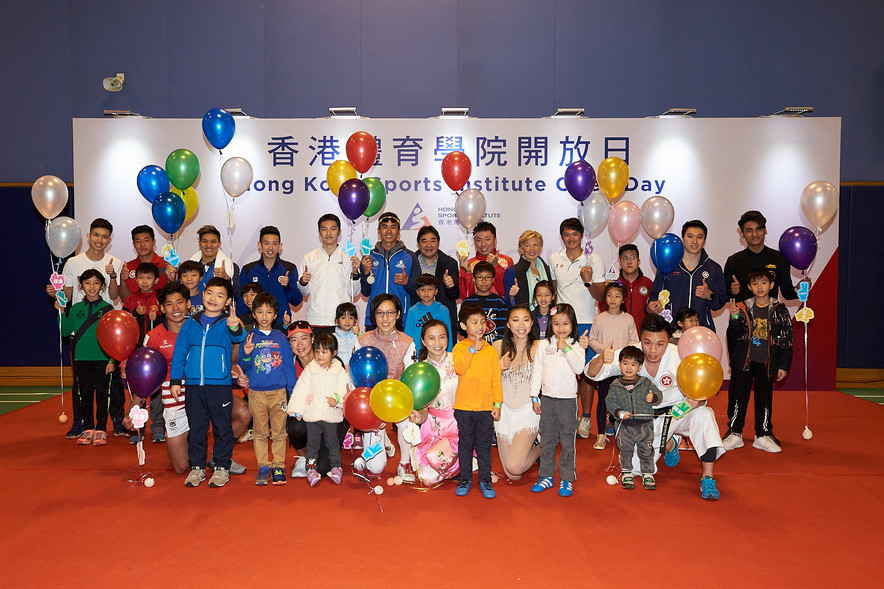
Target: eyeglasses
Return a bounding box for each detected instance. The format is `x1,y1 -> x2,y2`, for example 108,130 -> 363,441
375,310 -> 398,318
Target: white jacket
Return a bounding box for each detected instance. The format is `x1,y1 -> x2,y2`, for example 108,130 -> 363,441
286,360 -> 351,423
298,246 -> 359,326
189,248 -> 235,279
530,337 -> 586,399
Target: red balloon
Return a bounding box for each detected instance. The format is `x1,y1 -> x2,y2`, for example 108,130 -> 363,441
346,132 -> 378,175
441,151 -> 471,192
343,386 -> 383,431
97,310 -> 140,361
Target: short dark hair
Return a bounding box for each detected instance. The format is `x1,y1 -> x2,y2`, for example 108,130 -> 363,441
472,261 -> 495,277
415,273 -> 439,289
241,282 -> 264,296
620,345 -> 644,365
459,302 -> 486,324
377,212 -> 400,227
317,213 -> 341,230
259,226 -> 281,241
473,221 -> 496,237
641,313 -> 673,337
747,268 -> 774,284
251,292 -> 278,314
619,244 -> 639,258
135,262 -> 160,279
131,225 -> 155,240
157,282 -> 190,305
533,280 -> 556,303
177,260 -> 204,277
335,302 -> 358,321
738,210 -> 766,230
604,282 -> 627,299
681,220 -> 708,238
197,225 -> 221,240
204,277 -> 233,299
90,218 -> 113,234
559,217 -> 584,236
674,307 -> 699,327
370,294 -> 403,330
78,268 -> 105,286
549,303 -> 578,341
417,225 -> 440,243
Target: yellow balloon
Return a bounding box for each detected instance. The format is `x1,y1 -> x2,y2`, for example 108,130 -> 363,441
597,157 -> 630,201
676,353 -> 724,401
369,379 -> 414,423
171,187 -> 199,221
326,160 -> 357,196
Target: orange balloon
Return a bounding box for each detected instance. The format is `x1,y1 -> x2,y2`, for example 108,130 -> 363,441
676,353 -> 724,401
326,160 -> 357,196
346,131 -> 378,174
96,310 -> 140,361
597,157 -> 630,201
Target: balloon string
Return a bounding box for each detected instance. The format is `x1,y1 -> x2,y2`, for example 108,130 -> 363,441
50,248 -> 65,414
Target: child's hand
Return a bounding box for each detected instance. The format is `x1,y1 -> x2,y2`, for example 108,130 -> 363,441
471,338 -> 484,352
120,359 -> 127,379
54,300 -> 62,311
602,340 -> 615,364
728,298 -> 739,316
165,265 -> 177,282
730,274 -> 740,295
45,284 -> 58,296
620,410 -> 632,419
442,269 -> 454,288
645,392 -> 654,403
500,352 -> 513,372
295,414 -> 302,421
242,332 -> 255,355
647,300 -> 663,314
394,267 -> 408,285
326,396 -> 337,407
556,337 -> 568,350
509,282 -> 520,298
283,311 -> 291,327
136,303 -> 147,315
578,330 -> 590,349
777,369 -> 787,381
532,400 -> 541,415
491,407 -> 501,421
408,410 -> 422,424
231,365 -> 249,388
227,314 -> 242,330
105,362 -> 115,374
279,270 -> 291,287
149,310 -> 157,322
122,415 -> 133,430
170,385 -> 181,401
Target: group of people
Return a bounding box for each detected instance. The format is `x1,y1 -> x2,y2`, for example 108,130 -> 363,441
48,207 -> 798,500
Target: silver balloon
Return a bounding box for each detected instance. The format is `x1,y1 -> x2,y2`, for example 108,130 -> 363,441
220,157 -> 253,198
45,216 -> 81,258
32,175 -> 69,219
580,193 -> 610,239
640,195 -> 674,239
455,189 -> 486,230
800,180 -> 838,230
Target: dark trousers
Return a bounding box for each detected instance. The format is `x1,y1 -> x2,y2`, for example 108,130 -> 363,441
185,384 -> 234,469
727,361 -> 775,436
108,367 -> 125,421
617,420 -> 655,474
149,389 -> 165,436
454,409 -> 494,483
68,349 -> 82,423
306,421 -> 343,468
596,376 -> 615,432
73,361 -> 111,431
288,416 -> 348,475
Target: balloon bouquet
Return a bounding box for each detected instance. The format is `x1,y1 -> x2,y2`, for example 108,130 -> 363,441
34,175 -> 78,423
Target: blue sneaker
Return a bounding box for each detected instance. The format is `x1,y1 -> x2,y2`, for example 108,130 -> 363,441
255,466 -> 271,486
559,480 -> 573,497
271,467 -> 287,485
700,476 -> 720,500
480,480 -> 496,499
455,479 -> 471,496
531,476 -> 555,493
664,434 -> 681,467
65,420 -> 85,439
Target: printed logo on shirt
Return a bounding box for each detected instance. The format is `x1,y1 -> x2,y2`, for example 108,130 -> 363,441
372,259 -> 380,268
702,271 -> 709,279
128,269 -> 137,279
395,260 -> 406,270
252,277 -> 258,282
639,286 -> 648,296
661,374 -> 673,387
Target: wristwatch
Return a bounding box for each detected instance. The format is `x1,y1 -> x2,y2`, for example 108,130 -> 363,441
583,281 -> 591,288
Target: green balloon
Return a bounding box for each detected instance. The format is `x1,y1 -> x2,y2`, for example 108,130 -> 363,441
401,361 -> 441,410
165,149 -> 200,190
362,177 -> 386,218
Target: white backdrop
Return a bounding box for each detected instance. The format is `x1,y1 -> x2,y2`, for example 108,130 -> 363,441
73,116 -> 840,335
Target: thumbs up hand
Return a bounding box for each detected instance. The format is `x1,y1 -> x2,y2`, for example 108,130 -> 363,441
730,274 -> 740,295
578,330 -> 590,349
394,266 -> 409,285
602,340 -> 615,365
695,277 -> 712,300
298,267 -> 311,286
443,269 -> 455,288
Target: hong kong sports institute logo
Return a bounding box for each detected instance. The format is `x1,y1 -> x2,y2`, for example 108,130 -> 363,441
404,202 -> 431,230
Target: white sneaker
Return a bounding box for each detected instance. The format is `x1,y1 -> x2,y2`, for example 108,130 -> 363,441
721,431 -> 744,450
752,436 -> 782,453
577,417 -> 592,439
291,456 -> 308,477
397,462 -> 416,483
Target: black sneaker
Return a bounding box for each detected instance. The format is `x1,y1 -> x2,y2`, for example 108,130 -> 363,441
65,420 -> 85,439
112,418 -> 130,437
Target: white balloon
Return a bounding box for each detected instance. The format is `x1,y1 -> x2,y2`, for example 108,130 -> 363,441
800,181 -> 838,230
220,157 -> 253,198
46,216 -> 81,258
580,193 -> 610,238
32,175 -> 69,219
640,195 -> 674,239
455,189 -> 486,230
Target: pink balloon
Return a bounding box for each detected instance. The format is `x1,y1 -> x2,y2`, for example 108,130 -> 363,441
677,326 -> 722,361
609,201 -> 641,244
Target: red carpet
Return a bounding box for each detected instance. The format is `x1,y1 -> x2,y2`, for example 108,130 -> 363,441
0,390 -> 881,587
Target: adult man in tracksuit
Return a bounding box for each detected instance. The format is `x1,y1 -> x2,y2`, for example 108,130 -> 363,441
359,212 -> 416,330
237,226 -> 302,317
648,220 -> 727,330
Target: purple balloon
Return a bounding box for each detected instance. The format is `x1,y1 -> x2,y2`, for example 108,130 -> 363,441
650,233 -> 684,274
126,348 -> 168,399
564,160 -> 596,202
338,178 -> 370,220
778,226 -> 817,271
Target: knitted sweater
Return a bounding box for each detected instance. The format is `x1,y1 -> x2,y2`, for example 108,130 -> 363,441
286,360 -> 350,423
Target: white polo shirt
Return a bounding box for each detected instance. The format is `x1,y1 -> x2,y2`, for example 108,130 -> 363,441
549,249 -> 605,324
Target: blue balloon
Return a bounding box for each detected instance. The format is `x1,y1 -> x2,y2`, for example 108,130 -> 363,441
650,233 -> 684,275
137,165 -> 170,203
151,192 -> 187,235
202,108 -> 235,150
349,346 -> 388,389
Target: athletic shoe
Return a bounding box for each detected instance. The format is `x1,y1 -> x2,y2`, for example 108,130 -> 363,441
664,434 -> 681,467
531,476 -> 555,493
112,418 -> 130,437
480,480 -> 496,499
185,466 -> 206,487
292,456 -> 307,478
559,480 -> 573,497
700,476 -> 720,500
92,430 -> 107,446
593,434 -> 607,450
455,479 -> 471,496
752,435 -> 783,453
642,474 -> 657,490
271,467 -> 287,485
621,473 -> 635,490
491,431 -> 498,447
328,467 -> 343,485
65,420 -> 85,439
210,457 -> 246,475
397,462 -> 416,483
152,432 -> 165,443
255,466 -> 271,486
238,429 -> 252,443
721,430 -> 744,450
129,434 -> 139,445
306,467 -> 321,487
577,417 -> 592,439
208,467 -> 230,488
76,429 -> 95,446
